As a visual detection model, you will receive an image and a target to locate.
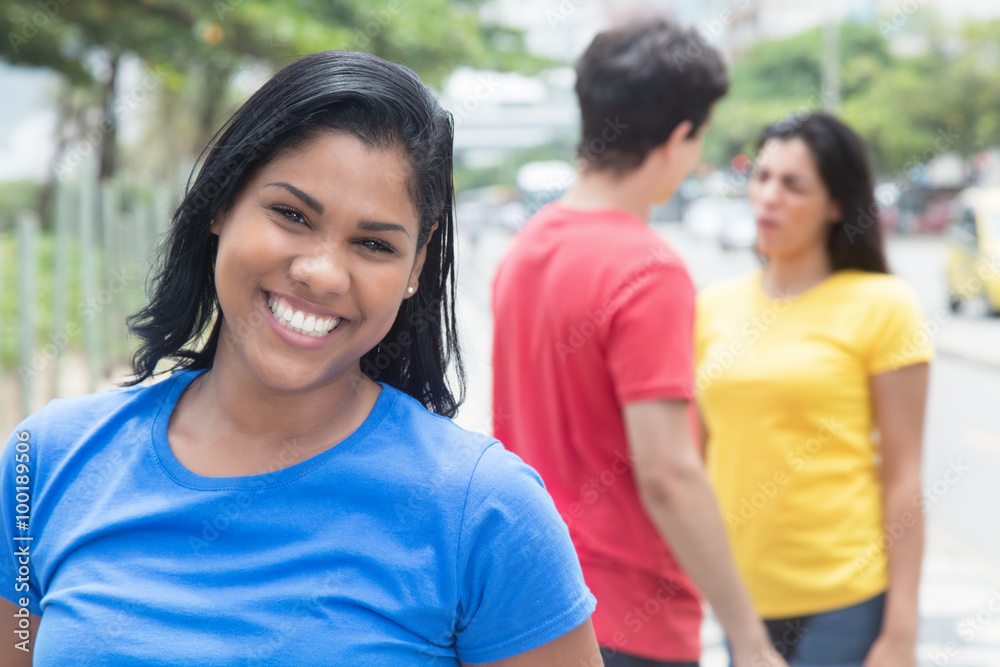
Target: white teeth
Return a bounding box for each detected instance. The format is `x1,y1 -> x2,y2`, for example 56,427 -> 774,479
266,294 -> 342,337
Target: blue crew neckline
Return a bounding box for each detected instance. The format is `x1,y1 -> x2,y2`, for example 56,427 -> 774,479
151,368 -> 396,491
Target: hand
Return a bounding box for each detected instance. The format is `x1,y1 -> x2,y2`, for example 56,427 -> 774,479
862,632 -> 917,667
731,637 -> 791,667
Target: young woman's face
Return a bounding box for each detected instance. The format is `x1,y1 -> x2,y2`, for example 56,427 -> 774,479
748,137 -> 841,261
210,131 -> 428,392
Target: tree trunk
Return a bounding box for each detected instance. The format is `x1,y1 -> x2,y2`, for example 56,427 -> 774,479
98,53 -> 120,183
197,65 -> 230,150
37,85 -> 88,231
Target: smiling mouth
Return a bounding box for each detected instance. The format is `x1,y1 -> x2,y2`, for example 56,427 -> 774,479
266,294 -> 344,337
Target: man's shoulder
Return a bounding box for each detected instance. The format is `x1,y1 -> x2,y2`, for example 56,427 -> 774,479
526,207 -> 686,268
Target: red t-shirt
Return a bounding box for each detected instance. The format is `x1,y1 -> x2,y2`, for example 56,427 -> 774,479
491,202 -> 702,661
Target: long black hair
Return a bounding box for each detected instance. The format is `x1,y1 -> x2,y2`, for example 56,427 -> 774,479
124,50 -> 466,417
756,112 -> 889,274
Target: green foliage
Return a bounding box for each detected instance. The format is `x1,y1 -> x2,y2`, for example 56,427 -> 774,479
0,181 -> 42,230
1,0 -> 546,183
704,18 -> 1000,175
1,233 -> 80,370
0,228 -> 148,371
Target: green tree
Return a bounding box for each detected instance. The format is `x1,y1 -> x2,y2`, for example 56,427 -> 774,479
705,17 -> 1000,176
705,22 -> 892,165
2,0 -> 543,184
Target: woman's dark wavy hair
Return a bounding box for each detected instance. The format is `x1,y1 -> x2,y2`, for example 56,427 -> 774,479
124,50 -> 465,417
756,112 -> 889,274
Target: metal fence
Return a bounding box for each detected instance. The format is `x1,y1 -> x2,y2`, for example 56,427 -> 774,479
0,160 -> 178,424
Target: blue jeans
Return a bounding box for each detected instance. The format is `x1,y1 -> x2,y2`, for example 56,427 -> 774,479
600,646 -> 698,667
729,592 -> 886,667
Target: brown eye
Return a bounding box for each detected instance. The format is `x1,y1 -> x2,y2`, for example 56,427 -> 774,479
358,239 -> 396,254
272,205 -> 307,225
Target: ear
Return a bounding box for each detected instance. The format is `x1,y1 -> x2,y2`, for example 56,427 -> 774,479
405,221 -> 439,298
210,213 -> 223,236
827,199 -> 843,225
663,120 -> 695,156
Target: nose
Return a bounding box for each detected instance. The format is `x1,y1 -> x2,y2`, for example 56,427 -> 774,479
287,241 -> 351,295
751,176 -> 781,210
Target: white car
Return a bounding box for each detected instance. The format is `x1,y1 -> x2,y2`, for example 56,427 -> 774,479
683,197 -> 757,251
718,199 -> 757,251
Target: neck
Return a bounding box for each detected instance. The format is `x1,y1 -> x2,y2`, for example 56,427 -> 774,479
762,244 -> 834,297
180,335 -> 380,463
559,166 -> 658,222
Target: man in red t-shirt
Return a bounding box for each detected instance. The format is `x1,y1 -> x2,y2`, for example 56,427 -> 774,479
492,19 -> 788,667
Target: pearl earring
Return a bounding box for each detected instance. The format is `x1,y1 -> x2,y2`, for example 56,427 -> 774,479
407,286 -> 415,294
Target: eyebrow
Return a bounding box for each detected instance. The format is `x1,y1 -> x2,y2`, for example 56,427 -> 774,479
265,182 -> 324,214
359,220 -> 410,238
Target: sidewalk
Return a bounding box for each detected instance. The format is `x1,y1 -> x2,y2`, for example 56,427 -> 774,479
453,225 -> 1000,666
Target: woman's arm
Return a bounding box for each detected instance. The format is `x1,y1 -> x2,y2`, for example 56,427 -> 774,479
1,597 -> 38,666
462,619 -> 601,667
865,361 -> 930,667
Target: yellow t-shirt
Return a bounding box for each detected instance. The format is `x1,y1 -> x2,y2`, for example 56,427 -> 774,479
695,269 -> 934,618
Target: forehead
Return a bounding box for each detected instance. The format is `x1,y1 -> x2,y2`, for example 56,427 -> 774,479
255,131 -> 418,224
757,137 -> 818,175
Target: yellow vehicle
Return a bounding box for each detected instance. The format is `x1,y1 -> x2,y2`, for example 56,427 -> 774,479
945,187 -> 1000,315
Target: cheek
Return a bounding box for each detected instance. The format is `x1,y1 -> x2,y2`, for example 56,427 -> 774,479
354,262 -> 410,321
788,197 -> 829,239
215,228 -> 267,286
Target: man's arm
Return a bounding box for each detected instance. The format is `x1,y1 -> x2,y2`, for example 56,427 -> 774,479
1,596 -> 37,666
623,399 -> 786,667
696,404 -> 710,462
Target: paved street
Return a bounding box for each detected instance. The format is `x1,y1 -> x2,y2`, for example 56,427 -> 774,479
452,223 -> 1000,666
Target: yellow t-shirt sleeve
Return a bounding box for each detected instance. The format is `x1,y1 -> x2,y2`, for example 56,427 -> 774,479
864,279 -> 935,374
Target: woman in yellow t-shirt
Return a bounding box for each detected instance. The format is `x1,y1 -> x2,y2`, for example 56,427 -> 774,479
696,113 -> 931,667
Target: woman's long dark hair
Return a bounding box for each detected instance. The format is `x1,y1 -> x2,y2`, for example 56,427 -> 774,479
756,112 -> 889,274
124,51 -> 465,417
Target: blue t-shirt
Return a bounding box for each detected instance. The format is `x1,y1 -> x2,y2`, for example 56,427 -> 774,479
0,369 -> 595,665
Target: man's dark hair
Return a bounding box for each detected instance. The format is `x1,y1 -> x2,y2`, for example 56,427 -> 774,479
574,17 -> 729,174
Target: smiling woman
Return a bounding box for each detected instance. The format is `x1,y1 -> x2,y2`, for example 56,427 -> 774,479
0,51 -> 599,666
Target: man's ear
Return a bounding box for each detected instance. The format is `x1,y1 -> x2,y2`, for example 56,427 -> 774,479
663,120 -> 695,157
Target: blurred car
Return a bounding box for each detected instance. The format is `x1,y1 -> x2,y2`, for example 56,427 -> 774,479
945,187 -> 1000,315
495,200 -> 528,232
456,186 -> 513,241
718,198 -> 756,251
516,160 -> 575,220
682,197 -> 730,241
895,187 -> 961,234
683,197 -> 756,250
